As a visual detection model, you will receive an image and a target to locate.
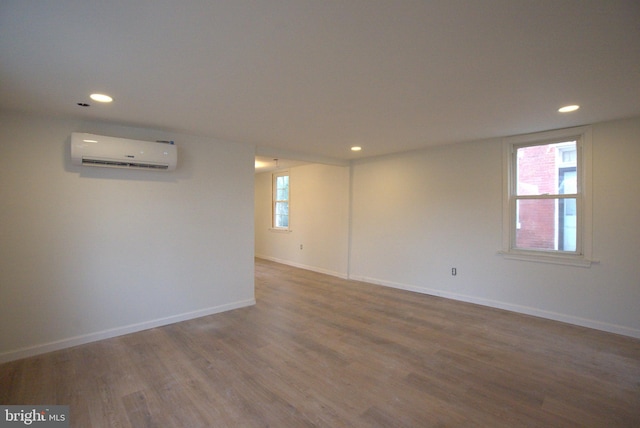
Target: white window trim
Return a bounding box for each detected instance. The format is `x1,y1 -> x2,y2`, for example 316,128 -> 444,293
271,170 -> 290,231
500,126 -> 594,267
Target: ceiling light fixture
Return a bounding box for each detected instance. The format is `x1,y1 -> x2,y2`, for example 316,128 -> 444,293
351,146 -> 362,152
90,93 -> 113,103
558,105 -> 579,113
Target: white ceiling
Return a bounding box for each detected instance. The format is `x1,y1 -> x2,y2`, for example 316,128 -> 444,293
1,1 -> 639,162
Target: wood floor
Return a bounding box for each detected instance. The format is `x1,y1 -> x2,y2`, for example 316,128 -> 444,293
2,259 -> 639,427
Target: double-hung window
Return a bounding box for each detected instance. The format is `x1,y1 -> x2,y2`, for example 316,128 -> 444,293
272,171 -> 289,230
502,126 -> 593,266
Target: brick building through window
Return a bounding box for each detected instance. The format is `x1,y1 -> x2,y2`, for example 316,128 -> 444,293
515,142 -> 577,251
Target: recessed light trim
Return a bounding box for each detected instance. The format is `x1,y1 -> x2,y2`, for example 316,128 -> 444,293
351,146 -> 362,152
90,93 -> 113,103
558,105 -> 579,113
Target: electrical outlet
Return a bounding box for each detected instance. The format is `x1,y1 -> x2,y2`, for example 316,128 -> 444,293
300,244 -> 303,250
452,267 -> 457,276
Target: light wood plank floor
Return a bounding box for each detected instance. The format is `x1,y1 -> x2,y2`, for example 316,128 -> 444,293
2,258 -> 639,427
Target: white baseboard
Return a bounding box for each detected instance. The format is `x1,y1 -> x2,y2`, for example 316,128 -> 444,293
256,255 -> 348,279
0,298 -> 256,363
349,274 -> 640,340
255,256 -> 640,339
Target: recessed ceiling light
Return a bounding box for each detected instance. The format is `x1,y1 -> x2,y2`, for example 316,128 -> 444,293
558,105 -> 580,113
90,93 -> 113,103
351,146 -> 362,152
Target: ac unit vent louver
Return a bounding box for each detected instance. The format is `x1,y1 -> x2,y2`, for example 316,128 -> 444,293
81,159 -> 169,170
71,133 -> 177,171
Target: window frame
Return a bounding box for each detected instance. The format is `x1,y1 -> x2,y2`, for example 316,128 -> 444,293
501,126 -> 593,267
271,170 -> 290,231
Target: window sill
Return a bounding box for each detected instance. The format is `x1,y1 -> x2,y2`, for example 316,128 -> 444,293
269,228 -> 292,233
498,250 -> 597,267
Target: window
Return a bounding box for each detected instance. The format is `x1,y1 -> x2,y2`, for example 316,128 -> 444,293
502,126 -> 593,266
272,171 -> 289,230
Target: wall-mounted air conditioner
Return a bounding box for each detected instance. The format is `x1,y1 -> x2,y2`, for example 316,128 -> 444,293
71,133 -> 177,171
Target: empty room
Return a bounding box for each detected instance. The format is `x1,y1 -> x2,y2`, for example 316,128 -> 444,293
1,1 -> 639,427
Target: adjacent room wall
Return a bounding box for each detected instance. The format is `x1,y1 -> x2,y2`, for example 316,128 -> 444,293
349,116 -> 640,338
0,111 -> 256,362
255,163 -> 350,278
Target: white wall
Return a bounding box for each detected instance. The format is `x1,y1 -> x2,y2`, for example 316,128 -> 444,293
0,111 -> 256,362
350,117 -> 640,338
255,163 -> 350,278
254,117 -> 640,337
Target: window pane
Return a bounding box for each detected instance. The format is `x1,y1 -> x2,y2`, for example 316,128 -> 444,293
276,175 -> 289,200
559,198 -> 577,251
559,168 -> 576,194
515,198 -> 576,251
517,142 -> 576,195
562,149 -> 577,163
276,188 -> 288,200
272,173 -> 289,229
276,176 -> 288,188
275,201 -> 288,228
